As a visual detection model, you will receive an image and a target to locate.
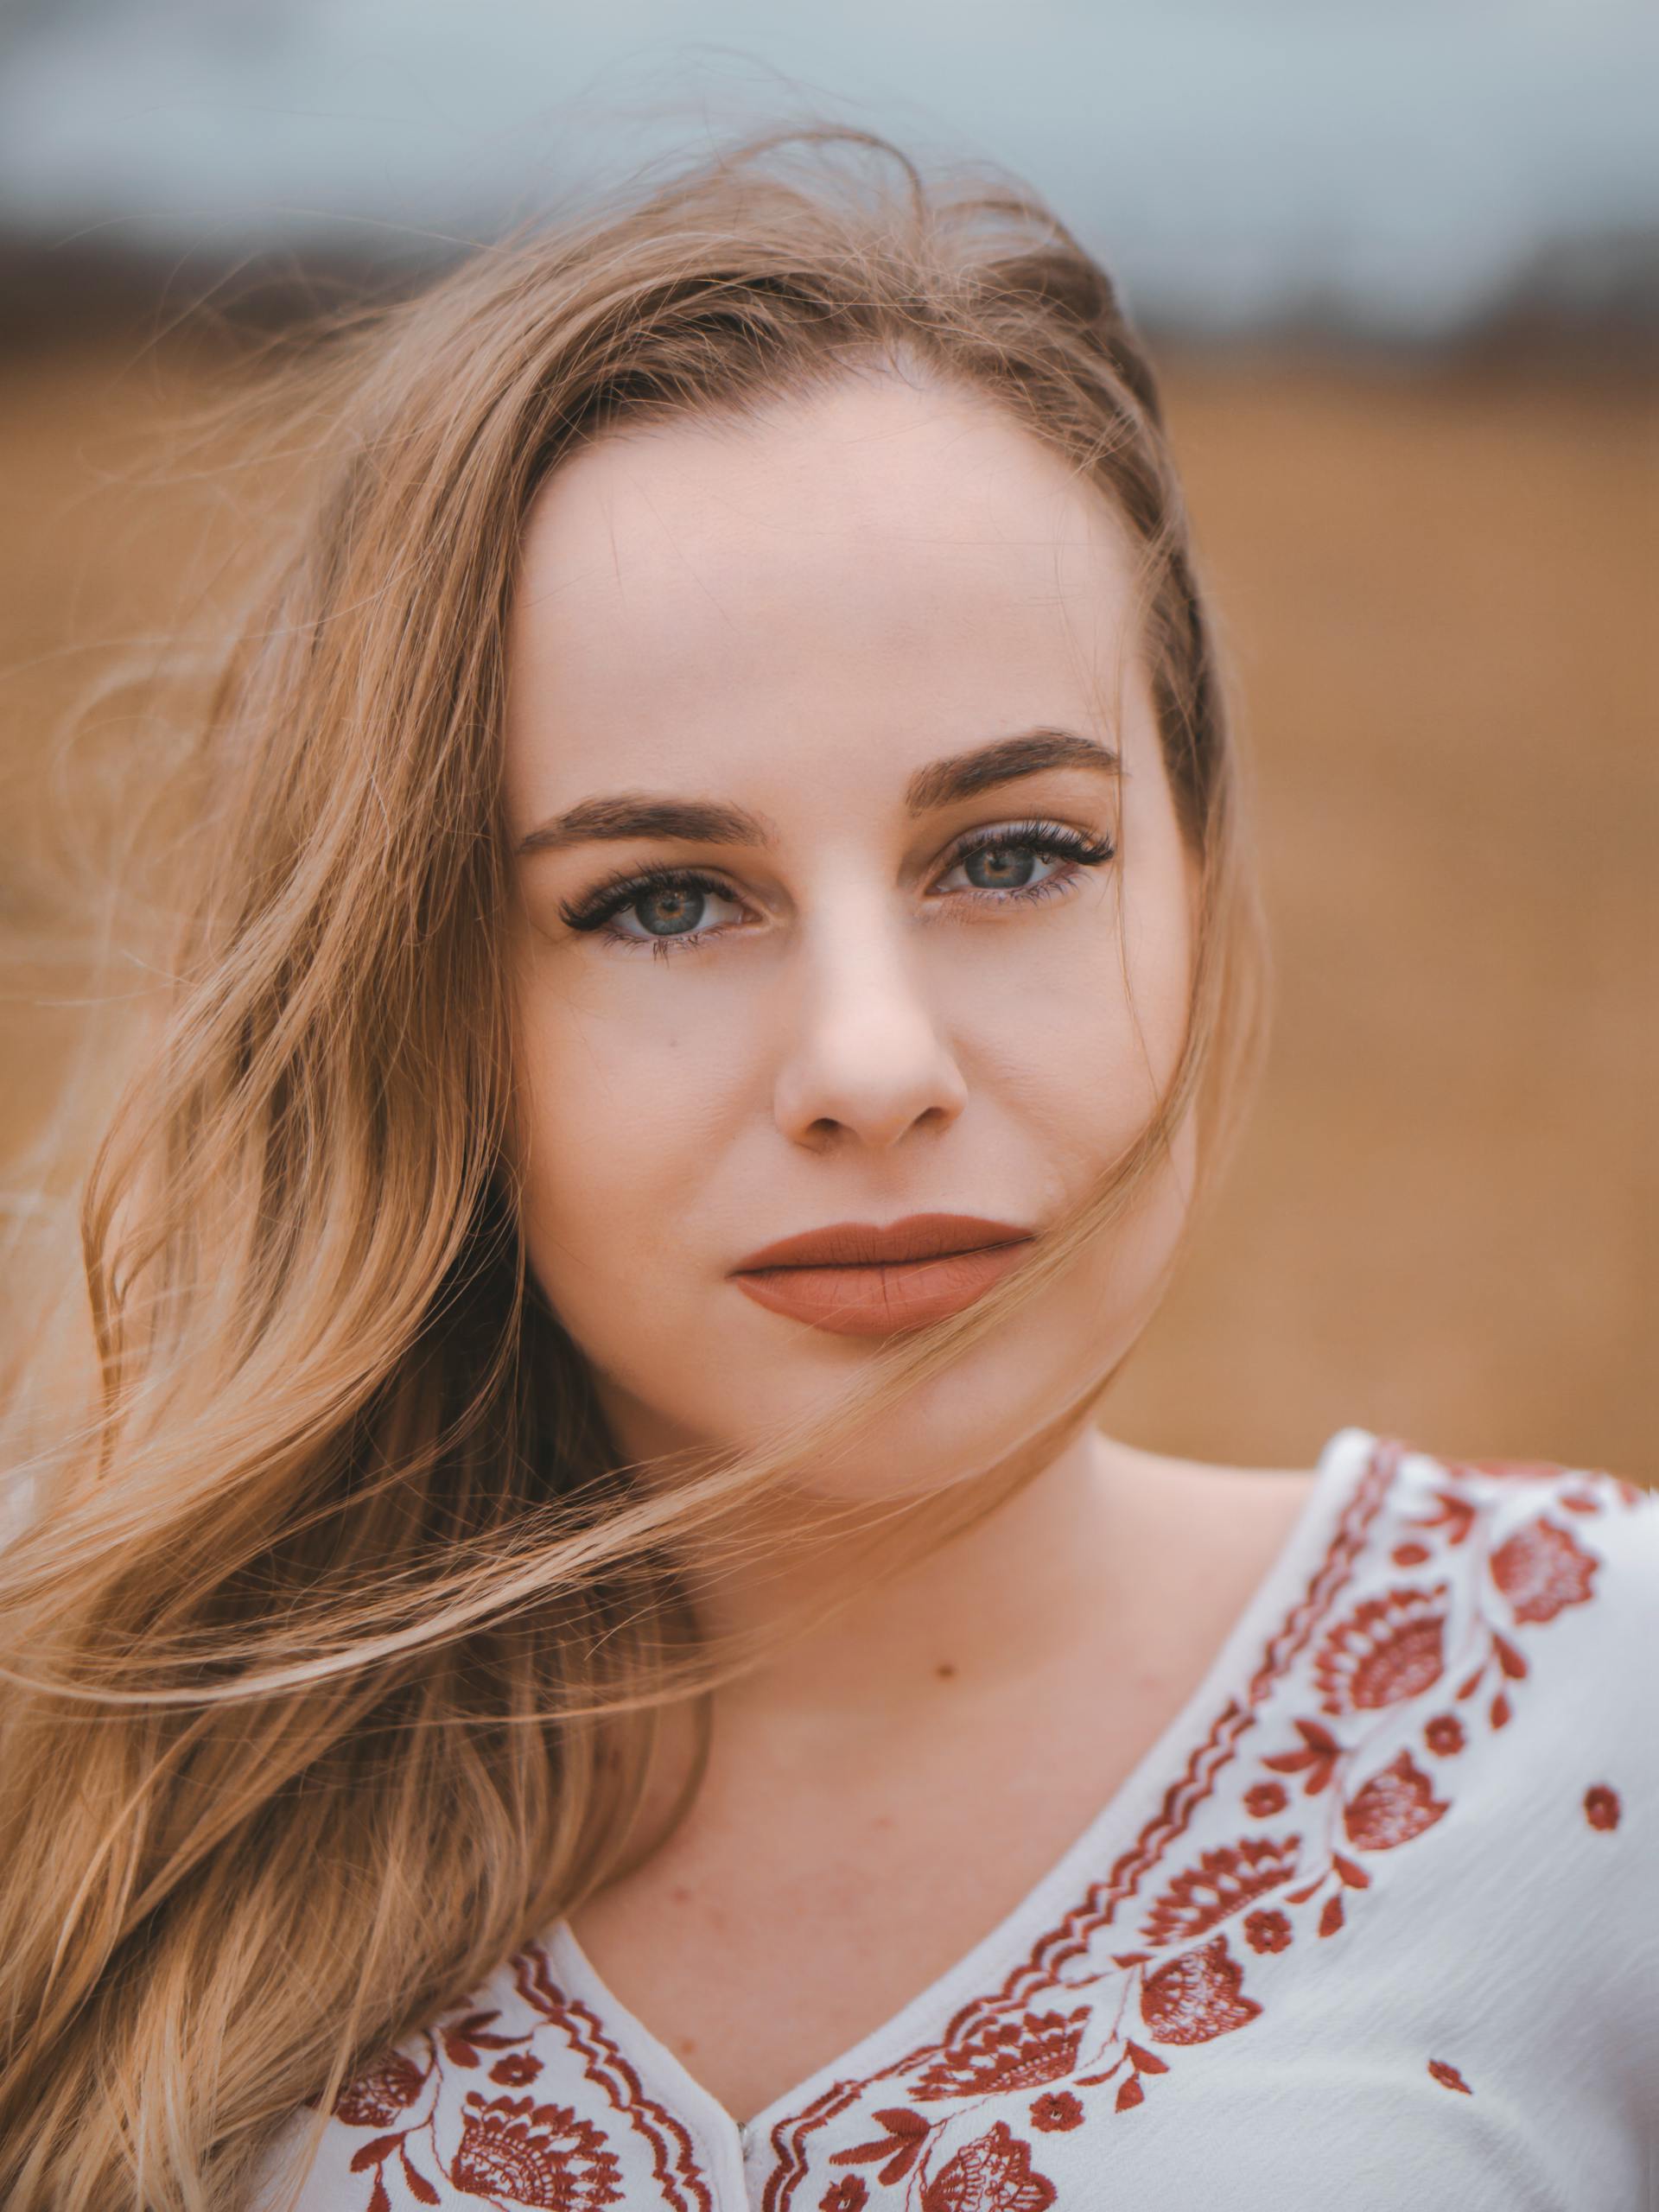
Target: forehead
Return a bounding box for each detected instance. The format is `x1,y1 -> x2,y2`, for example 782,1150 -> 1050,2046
503,373 -> 1150,823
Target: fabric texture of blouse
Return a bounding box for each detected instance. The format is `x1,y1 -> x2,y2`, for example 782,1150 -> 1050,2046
257,1428 -> 1659,2212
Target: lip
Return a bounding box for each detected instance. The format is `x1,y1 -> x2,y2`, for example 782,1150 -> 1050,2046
729,1212 -> 1035,1338
734,1212 -> 1033,1273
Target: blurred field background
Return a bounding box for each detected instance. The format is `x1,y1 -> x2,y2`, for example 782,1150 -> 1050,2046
1,4 -> 1655,1479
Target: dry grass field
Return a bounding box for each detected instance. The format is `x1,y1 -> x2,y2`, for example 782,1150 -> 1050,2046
1,334 -> 1653,1478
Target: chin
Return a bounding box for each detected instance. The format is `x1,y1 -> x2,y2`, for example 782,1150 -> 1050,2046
590,1299 -> 1105,1510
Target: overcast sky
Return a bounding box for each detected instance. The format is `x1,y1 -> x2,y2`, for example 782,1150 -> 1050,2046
2,0 -> 1655,334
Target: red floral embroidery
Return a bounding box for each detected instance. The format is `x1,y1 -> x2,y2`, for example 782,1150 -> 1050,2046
1141,1835 -> 1300,1946
1314,1585 -> 1448,1713
827,2109 -> 929,2189
346,2136 -> 442,2209
450,2093 -> 623,2209
1411,1491 -> 1477,1546
1243,1780 -> 1287,1817
1490,1518 -> 1598,1623
1071,2034 -> 1170,2114
334,2050 -> 427,2126
1427,2058 -> 1472,2094
1342,1752 -> 1448,1851
1028,2092 -> 1083,2132
1584,1784 -> 1620,1831
1243,1908 -> 1292,1955
510,1954 -> 712,2211
914,2009 -> 1090,2099
1139,1936 -> 1262,2045
1423,1713 -> 1465,1758
441,2007 -> 525,2068
492,2051 -> 545,2086
1391,1541 -> 1431,1567
819,2182 -> 868,2212
326,1952 -> 715,2212
918,2122 -> 1056,2212
1262,1715 -> 1342,1795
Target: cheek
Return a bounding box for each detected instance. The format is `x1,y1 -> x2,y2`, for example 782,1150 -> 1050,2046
510,973 -> 739,1318
976,899 -> 1191,1162
1012,938 -> 1197,1324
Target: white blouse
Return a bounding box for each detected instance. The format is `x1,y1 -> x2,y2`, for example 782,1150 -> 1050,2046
257,1428 -> 1658,2212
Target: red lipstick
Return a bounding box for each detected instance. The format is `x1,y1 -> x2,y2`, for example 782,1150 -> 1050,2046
729,1212 -> 1035,1336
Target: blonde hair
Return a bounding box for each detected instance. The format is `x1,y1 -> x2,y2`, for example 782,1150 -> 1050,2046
0,127 -> 1268,2208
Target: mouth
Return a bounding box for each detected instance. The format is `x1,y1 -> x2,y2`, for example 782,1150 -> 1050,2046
728,1212 -> 1036,1337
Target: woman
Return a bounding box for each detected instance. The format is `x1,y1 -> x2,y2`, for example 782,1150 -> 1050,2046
1,130 -> 1651,2212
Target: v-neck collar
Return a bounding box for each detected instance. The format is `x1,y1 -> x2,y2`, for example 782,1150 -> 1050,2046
544,1426 -> 1382,2168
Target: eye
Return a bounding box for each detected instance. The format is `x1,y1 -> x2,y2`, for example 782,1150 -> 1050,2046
558,866 -> 751,956
607,876 -> 745,945
931,819 -> 1115,907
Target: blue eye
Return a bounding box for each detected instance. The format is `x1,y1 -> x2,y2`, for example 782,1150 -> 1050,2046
934,823 -> 1112,899
966,843 -> 1040,889
620,880 -> 730,939
560,867 -> 745,953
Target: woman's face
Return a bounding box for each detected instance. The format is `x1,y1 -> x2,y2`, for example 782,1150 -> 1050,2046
503,372 -> 1198,1499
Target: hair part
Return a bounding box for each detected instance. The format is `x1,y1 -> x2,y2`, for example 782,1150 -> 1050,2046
0,124 -> 1268,2209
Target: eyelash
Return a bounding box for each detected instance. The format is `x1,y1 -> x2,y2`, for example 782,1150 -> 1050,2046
556,817 -> 1116,959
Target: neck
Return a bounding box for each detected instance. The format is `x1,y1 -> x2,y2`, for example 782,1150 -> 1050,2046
683,1417 -> 1122,1734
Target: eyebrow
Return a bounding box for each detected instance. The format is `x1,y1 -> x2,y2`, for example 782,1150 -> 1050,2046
513,728 -> 1121,857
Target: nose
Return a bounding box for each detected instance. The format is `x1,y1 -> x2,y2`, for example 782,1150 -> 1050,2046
772,900 -> 969,1152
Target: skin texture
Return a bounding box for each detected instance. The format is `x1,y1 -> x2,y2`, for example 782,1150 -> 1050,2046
501,372 -> 1313,2123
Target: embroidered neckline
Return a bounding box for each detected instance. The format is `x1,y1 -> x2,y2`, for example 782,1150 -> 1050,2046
547,1425 -> 1383,2152
312,1433 -> 1641,2211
